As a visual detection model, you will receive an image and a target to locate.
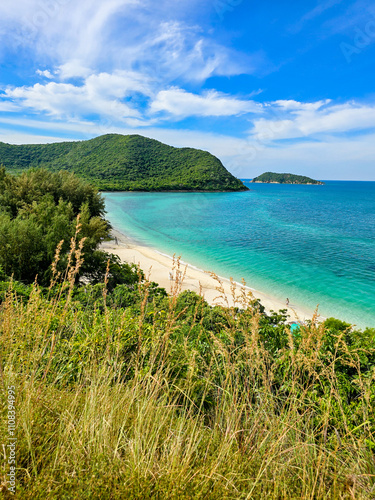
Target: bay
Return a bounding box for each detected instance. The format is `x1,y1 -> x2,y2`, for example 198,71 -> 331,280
104,181 -> 375,329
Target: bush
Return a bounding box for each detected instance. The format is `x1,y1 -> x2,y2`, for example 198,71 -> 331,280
0,167 -> 110,285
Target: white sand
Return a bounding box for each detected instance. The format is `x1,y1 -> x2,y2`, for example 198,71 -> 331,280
101,228 -> 322,323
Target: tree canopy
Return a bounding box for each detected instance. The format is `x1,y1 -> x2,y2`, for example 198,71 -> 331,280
0,167 -> 135,285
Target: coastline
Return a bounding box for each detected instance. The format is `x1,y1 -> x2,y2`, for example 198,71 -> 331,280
101,227 -> 322,323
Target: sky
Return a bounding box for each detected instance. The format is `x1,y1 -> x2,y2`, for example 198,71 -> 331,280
1,0 -> 375,180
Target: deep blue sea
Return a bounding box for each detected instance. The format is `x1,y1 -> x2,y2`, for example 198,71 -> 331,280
104,181 -> 375,329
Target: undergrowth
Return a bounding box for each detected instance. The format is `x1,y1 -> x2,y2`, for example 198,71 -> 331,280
0,238 -> 374,499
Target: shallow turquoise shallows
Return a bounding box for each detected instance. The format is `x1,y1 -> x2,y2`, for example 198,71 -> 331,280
103,181 -> 375,329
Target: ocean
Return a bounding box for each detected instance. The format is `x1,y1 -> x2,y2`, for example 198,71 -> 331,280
103,180 -> 375,329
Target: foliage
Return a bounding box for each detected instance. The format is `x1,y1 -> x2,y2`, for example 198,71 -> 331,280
0,134 -> 248,192
0,167 -> 115,285
0,255 -> 374,498
252,171 -> 324,184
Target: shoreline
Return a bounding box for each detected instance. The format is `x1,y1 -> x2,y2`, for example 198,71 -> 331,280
101,227 -> 322,323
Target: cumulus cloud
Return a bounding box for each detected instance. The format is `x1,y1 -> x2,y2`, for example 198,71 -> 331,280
150,88 -> 262,118
3,70 -> 155,123
3,75 -> 263,123
36,69 -> 55,79
250,100 -> 375,141
57,61 -> 92,80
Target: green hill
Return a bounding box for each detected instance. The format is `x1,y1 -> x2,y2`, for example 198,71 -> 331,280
252,172 -> 324,185
0,134 -> 248,192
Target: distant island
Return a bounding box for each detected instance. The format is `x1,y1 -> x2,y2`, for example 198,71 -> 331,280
0,134 -> 248,192
251,172 -> 324,185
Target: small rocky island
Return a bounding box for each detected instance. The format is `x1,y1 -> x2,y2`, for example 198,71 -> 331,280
251,172 -> 324,185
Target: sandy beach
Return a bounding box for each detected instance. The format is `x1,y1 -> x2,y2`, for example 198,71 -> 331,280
101,228 -> 322,323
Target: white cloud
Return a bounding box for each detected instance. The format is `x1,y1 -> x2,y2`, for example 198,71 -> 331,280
0,0 -> 139,61
57,60 -> 92,80
0,116 -> 98,135
0,1 -> 255,86
151,88 -> 262,118
125,21 -> 253,83
3,86 -> 375,181
272,99 -> 330,111
36,69 -> 55,79
0,130 -> 73,145
0,0 -> 267,146
0,101 -> 19,112
86,71 -> 152,100
3,70 -> 154,123
251,100 -> 375,141
2,73 -> 263,123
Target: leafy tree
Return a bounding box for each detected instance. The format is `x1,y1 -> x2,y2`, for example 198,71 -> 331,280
0,168 -> 111,284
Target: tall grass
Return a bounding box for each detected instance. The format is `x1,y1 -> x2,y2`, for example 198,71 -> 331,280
0,252 -> 374,499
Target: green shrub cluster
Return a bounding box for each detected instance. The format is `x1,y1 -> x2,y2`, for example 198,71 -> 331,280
0,167 -> 138,286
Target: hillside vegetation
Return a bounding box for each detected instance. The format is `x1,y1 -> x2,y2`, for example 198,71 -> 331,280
0,134 -> 248,192
252,172 -> 324,184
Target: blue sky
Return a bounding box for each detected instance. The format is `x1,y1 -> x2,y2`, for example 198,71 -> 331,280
1,0 -> 375,180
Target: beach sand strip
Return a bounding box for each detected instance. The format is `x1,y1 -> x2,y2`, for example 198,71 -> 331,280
101,229 -> 321,323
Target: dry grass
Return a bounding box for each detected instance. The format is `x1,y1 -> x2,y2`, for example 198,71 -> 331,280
0,252 -> 374,499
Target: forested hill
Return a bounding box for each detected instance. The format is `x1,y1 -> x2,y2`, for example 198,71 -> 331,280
252,172 -> 324,185
0,134 -> 248,192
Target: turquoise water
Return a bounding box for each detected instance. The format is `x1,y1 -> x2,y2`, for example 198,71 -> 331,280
103,181 -> 375,329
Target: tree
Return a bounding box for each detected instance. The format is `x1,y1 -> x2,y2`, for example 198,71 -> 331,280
0,168 -> 111,285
